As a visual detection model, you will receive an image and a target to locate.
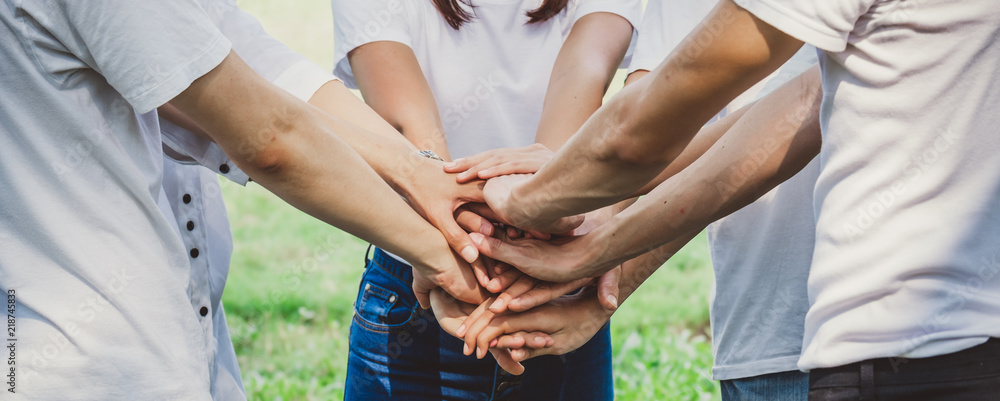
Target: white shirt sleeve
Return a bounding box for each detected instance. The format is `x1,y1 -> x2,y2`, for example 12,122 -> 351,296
733,0 -> 878,52
160,0 -> 341,185
331,0 -> 413,88
208,0 -> 336,101
574,0 -> 643,67
574,0 -> 643,29
20,0 -> 232,114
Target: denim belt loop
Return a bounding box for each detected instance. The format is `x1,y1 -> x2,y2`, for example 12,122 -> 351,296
860,360 -> 875,400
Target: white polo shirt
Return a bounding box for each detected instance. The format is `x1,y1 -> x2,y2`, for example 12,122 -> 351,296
735,0 -> 1000,370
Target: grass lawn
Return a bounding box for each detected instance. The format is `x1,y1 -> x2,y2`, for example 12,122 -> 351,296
222,1 -> 721,399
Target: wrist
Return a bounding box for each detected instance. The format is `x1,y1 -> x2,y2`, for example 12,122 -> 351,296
580,217 -> 624,277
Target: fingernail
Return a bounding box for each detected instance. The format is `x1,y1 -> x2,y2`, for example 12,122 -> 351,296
480,222 -> 493,236
463,343 -> 471,355
469,233 -> 484,245
490,339 -> 498,347
487,279 -> 501,293
508,298 -> 520,309
461,245 -> 478,263
477,347 -> 485,359
607,295 -> 618,310
457,324 -> 467,337
446,159 -> 462,167
490,298 -> 506,312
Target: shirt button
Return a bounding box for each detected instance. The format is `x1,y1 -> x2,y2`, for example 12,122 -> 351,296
219,164 -> 230,174
200,306 -> 208,316
190,248 -> 200,258
182,194 -> 192,204
186,221 -> 195,231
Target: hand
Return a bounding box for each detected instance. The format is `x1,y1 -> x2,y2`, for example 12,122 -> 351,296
430,289 -> 550,374
472,289 -> 614,366
399,156 -> 494,263
444,143 -> 554,183
482,174 -> 584,234
469,228 -> 614,283
488,265 -> 622,314
411,247 -> 488,309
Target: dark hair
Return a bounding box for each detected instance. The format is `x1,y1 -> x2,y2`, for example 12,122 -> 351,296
432,0 -> 571,30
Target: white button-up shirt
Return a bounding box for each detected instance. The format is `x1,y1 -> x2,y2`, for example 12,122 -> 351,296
159,1 -> 337,400
0,0 -> 333,399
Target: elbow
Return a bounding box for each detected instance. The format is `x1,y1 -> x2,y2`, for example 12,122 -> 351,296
231,121 -> 299,178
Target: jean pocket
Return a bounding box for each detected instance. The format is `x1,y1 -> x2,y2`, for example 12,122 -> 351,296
353,268 -> 416,332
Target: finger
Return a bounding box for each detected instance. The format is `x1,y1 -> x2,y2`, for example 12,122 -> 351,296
486,266 -> 523,294
477,159 -> 544,180
458,297 -> 494,352
488,348 -> 525,375
463,203 -> 503,225
495,331 -> 552,349
435,212 -> 480,263
412,276 -> 435,310
490,275 -> 537,313
463,301 -> 499,359
597,266 -> 622,312
510,347 -> 543,363
468,232 -> 581,282
472,258 -> 491,290
507,278 -> 592,312
414,288 -> 431,310
455,208 -> 495,237
443,150 -> 498,174
455,156 -> 500,183
429,289 -> 469,337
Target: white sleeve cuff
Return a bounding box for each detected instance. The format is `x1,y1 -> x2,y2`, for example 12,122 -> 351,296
273,60 -> 338,102
734,0 -> 849,53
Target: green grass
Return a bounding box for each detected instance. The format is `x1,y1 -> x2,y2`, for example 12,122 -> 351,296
223,1 -> 720,400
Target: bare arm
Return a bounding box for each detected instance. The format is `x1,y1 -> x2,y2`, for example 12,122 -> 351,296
349,41 -> 452,161
486,0 -> 804,232
534,12 -> 633,149
168,51 -> 485,306
472,65 -> 823,282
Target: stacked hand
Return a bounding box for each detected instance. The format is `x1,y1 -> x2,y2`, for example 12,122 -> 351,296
404,144 -> 627,374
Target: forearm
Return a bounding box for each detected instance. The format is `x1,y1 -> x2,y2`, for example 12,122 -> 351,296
633,103 -> 752,195
509,0 -> 802,222
533,12 -> 632,150
307,80 -> 446,196
592,67 -> 823,270
349,42 -> 453,161
617,232 -> 700,305
170,52 -> 449,266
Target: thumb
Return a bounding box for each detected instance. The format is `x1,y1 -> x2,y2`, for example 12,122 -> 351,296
438,213 -> 480,263
597,266 -> 621,312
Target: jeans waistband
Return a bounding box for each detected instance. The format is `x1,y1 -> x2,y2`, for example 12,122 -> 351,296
368,247 -> 413,284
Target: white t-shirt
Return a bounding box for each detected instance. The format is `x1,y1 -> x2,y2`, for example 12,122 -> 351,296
334,0 -> 641,266
706,46 -> 819,380
735,0 -> 1000,370
0,0 -> 231,399
332,0 -> 642,159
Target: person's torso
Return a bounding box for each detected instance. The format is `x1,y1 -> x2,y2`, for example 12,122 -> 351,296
802,0 -> 1000,370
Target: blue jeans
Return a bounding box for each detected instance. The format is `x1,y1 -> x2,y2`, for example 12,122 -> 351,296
721,370 -> 809,401
345,247 -> 613,401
